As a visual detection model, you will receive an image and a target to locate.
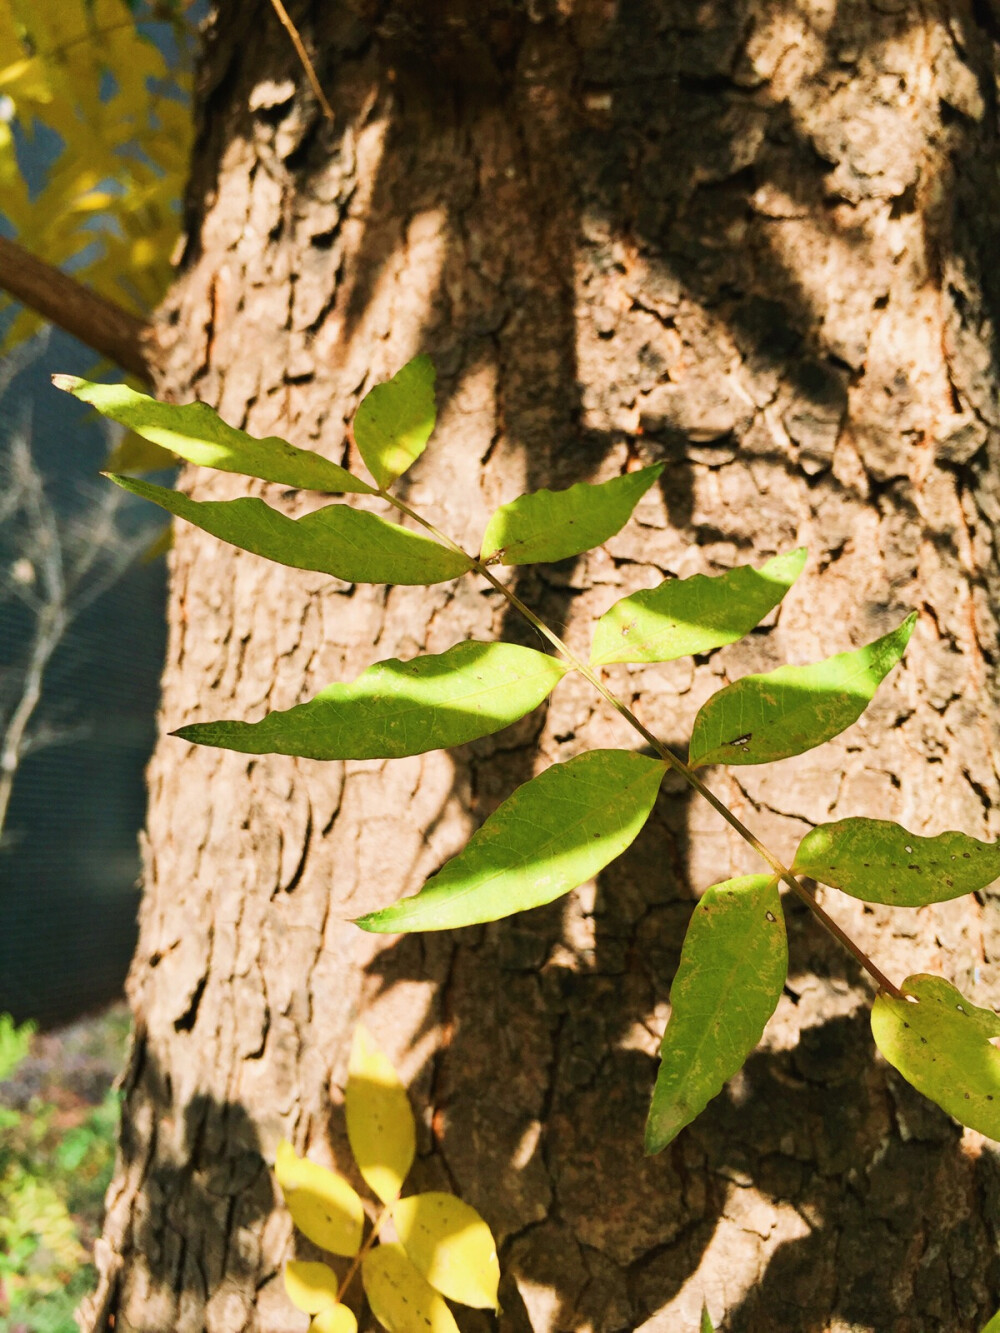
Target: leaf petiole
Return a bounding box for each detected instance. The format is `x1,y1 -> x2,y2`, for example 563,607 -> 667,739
376,485 -> 904,1000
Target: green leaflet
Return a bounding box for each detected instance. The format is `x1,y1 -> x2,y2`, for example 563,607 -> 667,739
480,465 -> 663,566
356,749 -> 665,932
354,356 -> 436,489
590,549 -> 807,666
871,974 -> 1000,1140
174,642 -> 568,759
688,614 -> 917,768
701,1308 -> 716,1333
793,818 -> 1000,907
645,875 -> 787,1154
982,1311 -> 1000,1333
55,377 -> 373,494
108,475 -> 472,586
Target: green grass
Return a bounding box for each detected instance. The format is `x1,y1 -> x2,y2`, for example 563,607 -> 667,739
0,1009 -> 128,1333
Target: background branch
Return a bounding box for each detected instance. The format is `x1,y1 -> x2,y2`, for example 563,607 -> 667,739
0,236 -> 151,381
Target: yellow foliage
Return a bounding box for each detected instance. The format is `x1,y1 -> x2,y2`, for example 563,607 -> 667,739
276,1026 -> 502,1333
0,0 -> 194,343
275,1140 -> 365,1258
345,1023 -> 416,1205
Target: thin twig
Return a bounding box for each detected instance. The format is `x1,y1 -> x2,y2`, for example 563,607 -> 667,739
267,0 -> 335,122
0,236 -> 149,380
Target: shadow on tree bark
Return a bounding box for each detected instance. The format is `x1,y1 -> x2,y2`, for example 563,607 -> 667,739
83,0 -> 1000,1328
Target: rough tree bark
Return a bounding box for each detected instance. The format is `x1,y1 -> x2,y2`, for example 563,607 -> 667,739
81,3 -> 1000,1330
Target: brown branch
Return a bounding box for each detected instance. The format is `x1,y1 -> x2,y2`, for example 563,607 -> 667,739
267,0 -> 335,122
0,235 -> 150,381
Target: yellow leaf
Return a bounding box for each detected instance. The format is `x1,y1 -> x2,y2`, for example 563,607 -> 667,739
275,1140 -> 365,1257
361,1243 -> 460,1333
390,1193 -> 499,1311
284,1261 -> 340,1315
310,1305 -> 358,1333
345,1026 -> 415,1204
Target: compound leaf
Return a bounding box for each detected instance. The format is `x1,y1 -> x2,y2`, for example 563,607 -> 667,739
480,465 -> 663,567
793,818 -> 1000,907
391,1192 -> 500,1311
56,377 -> 374,494
590,549 -> 806,666
275,1141 -> 364,1257
688,614 -> 917,768
354,356 -> 436,488
871,974 -> 1000,1139
108,475 -> 472,586
284,1261 -> 341,1315
174,642 -> 568,760
362,1243 -> 460,1333
346,1025 -> 415,1205
310,1307 -> 358,1333
645,875 -> 786,1153
356,749 -> 666,933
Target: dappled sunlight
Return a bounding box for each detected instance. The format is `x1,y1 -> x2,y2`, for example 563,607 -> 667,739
636,1182 -> 812,1332
87,0 -> 1000,1328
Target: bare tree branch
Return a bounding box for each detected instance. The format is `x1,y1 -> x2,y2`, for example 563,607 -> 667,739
0,235 -> 151,381
0,365 -> 155,845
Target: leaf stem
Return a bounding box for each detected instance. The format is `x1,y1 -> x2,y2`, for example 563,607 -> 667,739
377,488 -> 903,1000
267,0 -> 336,122
336,1200 -> 391,1304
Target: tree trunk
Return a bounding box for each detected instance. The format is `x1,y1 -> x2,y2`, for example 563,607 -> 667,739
82,3 -> 1000,1330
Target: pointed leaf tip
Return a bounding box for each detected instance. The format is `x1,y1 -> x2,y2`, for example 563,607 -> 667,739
480,464 -> 663,567
357,749 -> 665,933
61,379 -> 374,494
362,1242 -> 460,1333
354,355 -> 437,489
171,641 -> 567,761
591,547 -> 807,666
310,1305 -> 358,1333
645,875 -> 787,1153
345,1025 -> 416,1203
108,474 -> 471,585
284,1261 -> 341,1314
688,613 -> 916,768
274,1139 -> 365,1256
392,1192 -> 500,1310
872,974 -> 1000,1139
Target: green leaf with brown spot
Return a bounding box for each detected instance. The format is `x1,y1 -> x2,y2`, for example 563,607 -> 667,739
107,474 -> 472,586
688,614 -> 917,768
591,548 -> 806,666
793,818 -> 1000,906
645,875 -> 787,1153
871,974 -> 1000,1139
